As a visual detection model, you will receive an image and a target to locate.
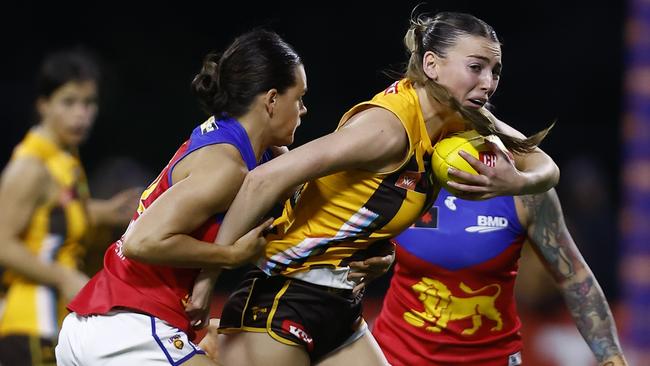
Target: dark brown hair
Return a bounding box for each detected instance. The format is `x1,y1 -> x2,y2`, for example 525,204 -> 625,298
37,47 -> 101,98
192,29 -> 302,118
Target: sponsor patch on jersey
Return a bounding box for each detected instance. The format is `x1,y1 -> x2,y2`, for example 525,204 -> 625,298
444,196 -> 457,211
465,215 -> 509,233
281,320 -> 314,351
384,80 -> 399,94
508,351 -> 522,366
395,171 -> 421,191
200,116 -> 217,134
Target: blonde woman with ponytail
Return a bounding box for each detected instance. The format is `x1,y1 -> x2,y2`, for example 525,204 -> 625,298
191,10 -> 561,366
368,13 -> 627,366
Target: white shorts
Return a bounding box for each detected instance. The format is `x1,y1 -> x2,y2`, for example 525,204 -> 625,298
56,311 -> 205,365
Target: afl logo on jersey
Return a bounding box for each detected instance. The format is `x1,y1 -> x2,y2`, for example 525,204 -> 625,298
200,116 -> 218,134
384,81 -> 399,95
395,171 -> 421,191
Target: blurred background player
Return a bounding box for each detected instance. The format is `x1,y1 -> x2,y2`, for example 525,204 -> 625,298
0,48 -> 139,365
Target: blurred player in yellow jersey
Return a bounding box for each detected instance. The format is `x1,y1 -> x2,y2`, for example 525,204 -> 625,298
0,48 -> 138,366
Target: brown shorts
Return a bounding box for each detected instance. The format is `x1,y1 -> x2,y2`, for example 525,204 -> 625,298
219,268 -> 365,362
0,334 -> 56,366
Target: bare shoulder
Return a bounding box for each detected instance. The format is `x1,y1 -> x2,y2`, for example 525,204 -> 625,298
342,106 -> 405,134
340,106 -> 409,172
173,143 -> 248,183
1,157 -> 51,194
162,143 -> 251,214
342,106 -> 408,148
192,143 -> 247,169
0,157 -> 53,218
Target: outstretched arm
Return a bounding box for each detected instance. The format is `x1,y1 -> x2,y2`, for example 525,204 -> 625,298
187,108 -> 408,327
520,189 -> 627,366
87,187 -> 141,227
215,107 -> 408,248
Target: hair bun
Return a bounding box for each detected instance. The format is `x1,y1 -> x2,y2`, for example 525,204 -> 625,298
192,53 -> 228,115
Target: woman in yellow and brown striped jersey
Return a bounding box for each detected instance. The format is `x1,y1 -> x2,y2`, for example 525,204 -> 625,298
0,48 -> 138,366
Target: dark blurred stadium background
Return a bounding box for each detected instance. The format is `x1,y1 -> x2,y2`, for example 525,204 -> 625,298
2,1 -> 648,364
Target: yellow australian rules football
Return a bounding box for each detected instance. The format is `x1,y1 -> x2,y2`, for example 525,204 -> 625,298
432,130 -> 510,195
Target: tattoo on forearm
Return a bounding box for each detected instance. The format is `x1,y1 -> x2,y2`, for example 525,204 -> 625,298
565,277 -> 622,362
521,193 -> 574,278
522,191 -> 624,363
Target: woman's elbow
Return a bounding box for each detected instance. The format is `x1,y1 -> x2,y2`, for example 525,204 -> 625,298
120,236 -> 140,259
243,166 -> 275,195
121,233 -> 154,261
534,150 -> 560,190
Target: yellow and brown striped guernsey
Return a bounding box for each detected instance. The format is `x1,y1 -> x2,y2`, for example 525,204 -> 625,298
0,131 -> 89,338
260,79 -> 439,285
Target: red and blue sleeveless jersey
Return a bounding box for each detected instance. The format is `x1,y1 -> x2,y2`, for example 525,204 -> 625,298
68,116 -> 270,340
373,188 -> 526,366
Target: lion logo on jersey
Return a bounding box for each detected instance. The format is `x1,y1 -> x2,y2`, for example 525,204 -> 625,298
403,277 -> 503,336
